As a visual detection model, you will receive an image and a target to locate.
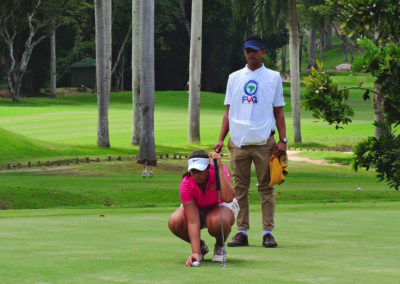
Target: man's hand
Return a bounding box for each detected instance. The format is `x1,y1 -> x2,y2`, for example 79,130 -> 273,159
273,141 -> 286,156
214,140 -> 224,153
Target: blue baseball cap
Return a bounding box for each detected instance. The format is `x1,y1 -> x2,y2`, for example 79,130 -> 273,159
244,40 -> 265,51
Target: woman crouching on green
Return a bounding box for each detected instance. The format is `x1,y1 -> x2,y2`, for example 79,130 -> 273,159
168,150 -> 239,266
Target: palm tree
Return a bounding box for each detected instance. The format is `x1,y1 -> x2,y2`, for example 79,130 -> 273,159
188,0 -> 203,143
131,0 -> 142,145
288,0 -> 302,143
94,0 -> 112,148
137,0 -> 156,165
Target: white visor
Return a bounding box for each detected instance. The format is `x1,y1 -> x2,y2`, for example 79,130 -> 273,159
188,157 -> 209,171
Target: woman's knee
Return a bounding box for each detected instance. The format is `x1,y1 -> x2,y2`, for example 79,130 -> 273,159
168,213 -> 183,232
168,214 -> 176,232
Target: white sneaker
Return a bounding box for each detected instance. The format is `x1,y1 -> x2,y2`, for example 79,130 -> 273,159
212,245 -> 225,262
199,240 -> 209,261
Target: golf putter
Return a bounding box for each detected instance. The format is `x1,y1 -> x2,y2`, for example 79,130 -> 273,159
213,159 -> 226,268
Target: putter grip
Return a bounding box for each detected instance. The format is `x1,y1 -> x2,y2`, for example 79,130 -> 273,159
213,159 -> 221,191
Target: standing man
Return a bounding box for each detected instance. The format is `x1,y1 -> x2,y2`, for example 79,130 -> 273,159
214,35 -> 287,248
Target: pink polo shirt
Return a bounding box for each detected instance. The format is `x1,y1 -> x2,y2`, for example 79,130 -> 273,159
180,163 -> 231,209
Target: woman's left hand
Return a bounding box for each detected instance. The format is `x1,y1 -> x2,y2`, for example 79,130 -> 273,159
209,152 -> 222,167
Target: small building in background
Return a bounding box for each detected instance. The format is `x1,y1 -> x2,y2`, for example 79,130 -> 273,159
69,58 -> 96,90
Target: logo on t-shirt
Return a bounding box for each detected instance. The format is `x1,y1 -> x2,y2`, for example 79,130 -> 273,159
242,80 -> 258,104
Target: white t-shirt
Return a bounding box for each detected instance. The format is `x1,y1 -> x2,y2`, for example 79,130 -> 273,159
224,64 -> 285,147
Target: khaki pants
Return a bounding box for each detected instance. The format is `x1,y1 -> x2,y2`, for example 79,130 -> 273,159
228,136 -> 276,231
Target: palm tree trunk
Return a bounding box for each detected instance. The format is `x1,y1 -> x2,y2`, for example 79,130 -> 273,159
131,0 -> 142,145
95,0 -> 111,148
188,0 -> 203,144
138,0 -> 156,165
288,0 -> 302,143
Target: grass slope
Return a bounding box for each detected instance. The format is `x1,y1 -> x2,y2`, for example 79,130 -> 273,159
0,127 -> 134,164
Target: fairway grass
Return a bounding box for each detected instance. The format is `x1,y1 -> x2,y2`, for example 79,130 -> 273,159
1,203 -> 399,283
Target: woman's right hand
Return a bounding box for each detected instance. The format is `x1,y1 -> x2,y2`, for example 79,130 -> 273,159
209,151 -> 222,167
186,252 -> 200,267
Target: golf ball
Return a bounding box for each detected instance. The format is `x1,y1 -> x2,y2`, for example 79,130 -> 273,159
193,261 -> 200,267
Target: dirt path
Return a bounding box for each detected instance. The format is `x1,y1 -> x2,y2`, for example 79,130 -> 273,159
0,166 -> 80,173
287,150 -> 346,166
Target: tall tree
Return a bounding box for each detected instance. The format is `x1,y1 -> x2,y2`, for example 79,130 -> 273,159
94,0 -> 112,148
0,0 -> 76,101
188,0 -> 203,143
138,0 -> 156,165
0,0 -> 48,102
288,0 -> 302,143
131,0 -> 142,145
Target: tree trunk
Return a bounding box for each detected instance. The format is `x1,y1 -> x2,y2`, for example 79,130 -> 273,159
50,25 -> 56,98
9,71 -> 23,102
325,24 -> 332,50
95,0 -> 111,148
105,0 -> 112,93
119,53 -> 125,91
131,0 -> 142,145
373,84 -> 385,137
341,35 -> 348,62
350,47 -> 354,63
188,0 -> 203,144
111,23 -> 131,88
299,31 -> 303,73
138,0 -> 156,165
307,25 -> 317,68
319,30 -> 324,60
281,45 -> 286,73
179,0 -> 191,39
288,0 -> 302,143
